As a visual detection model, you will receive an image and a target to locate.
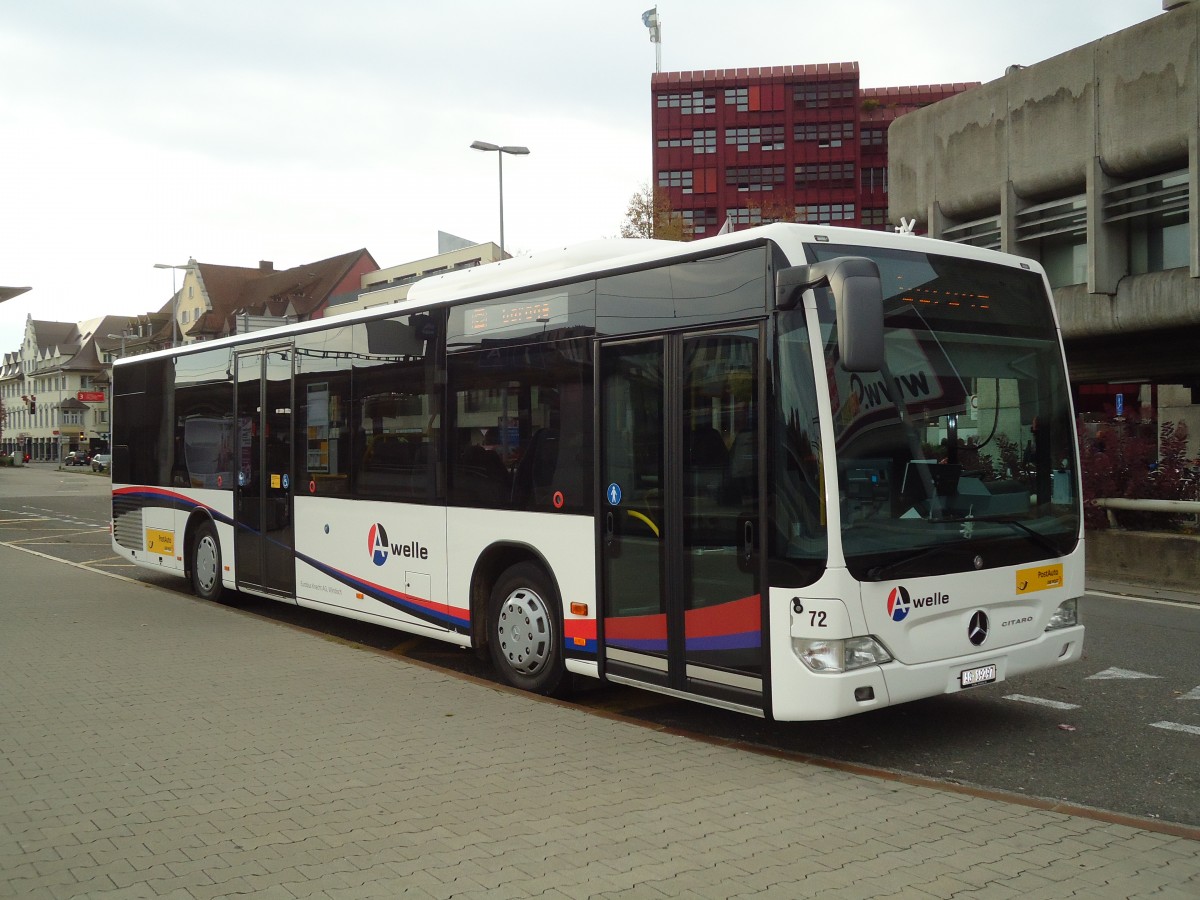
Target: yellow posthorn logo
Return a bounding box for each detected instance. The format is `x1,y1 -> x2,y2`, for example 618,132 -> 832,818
1016,564 -> 1063,594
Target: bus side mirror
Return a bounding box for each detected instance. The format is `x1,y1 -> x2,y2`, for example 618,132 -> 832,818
775,257 -> 884,372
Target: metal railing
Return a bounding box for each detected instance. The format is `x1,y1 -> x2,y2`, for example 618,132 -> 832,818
1093,497 -> 1200,529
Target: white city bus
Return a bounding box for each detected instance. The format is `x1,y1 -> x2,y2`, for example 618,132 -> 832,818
110,223 -> 1084,720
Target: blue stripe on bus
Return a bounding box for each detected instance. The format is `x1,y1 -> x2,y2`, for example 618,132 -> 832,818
685,631 -> 762,652
297,554 -> 471,632
114,489 -> 471,633
609,633 -> 760,654
115,487 -> 235,527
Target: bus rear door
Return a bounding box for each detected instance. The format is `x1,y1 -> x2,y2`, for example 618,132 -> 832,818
234,345 -> 296,599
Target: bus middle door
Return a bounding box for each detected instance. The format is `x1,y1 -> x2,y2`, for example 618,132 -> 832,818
599,327 -> 764,713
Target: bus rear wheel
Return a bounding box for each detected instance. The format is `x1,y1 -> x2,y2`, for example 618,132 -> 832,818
190,520 -> 225,603
488,562 -> 566,696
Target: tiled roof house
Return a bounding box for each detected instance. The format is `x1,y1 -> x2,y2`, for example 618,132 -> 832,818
183,249 -> 378,342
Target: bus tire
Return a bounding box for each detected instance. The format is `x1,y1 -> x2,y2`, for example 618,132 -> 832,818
190,520 -> 225,603
488,562 -> 567,696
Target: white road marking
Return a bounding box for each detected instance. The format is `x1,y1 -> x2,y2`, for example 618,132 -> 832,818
1150,721 -> 1200,736
1179,685 -> 1200,701
0,540 -> 147,584
1086,667 -> 1161,680
20,507 -> 106,528
1004,694 -> 1080,710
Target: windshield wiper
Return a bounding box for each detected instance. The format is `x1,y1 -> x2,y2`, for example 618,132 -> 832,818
866,546 -> 946,581
863,517 -> 1065,582
975,515 -> 1065,560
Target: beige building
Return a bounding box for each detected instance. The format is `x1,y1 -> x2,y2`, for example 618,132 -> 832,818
887,1 -> 1200,450
335,241 -> 504,315
0,315 -> 140,461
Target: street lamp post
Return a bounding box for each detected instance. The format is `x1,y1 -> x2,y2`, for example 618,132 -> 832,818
105,332 -> 129,358
153,262 -> 191,348
470,141 -> 529,256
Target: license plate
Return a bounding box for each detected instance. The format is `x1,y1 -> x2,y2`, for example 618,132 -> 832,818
960,664 -> 997,688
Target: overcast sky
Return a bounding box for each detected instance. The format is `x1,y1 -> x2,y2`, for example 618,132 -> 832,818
0,0 -> 1164,354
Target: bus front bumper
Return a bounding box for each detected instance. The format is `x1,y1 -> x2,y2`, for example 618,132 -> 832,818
771,624 -> 1084,721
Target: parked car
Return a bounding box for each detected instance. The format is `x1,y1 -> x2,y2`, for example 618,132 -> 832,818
91,453 -> 111,473
64,451 -> 90,466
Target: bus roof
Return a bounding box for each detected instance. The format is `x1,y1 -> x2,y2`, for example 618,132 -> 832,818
114,223 -> 1045,366
403,222 -> 1043,309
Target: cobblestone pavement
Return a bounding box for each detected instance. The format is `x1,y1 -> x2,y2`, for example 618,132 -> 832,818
2,544 -> 1197,899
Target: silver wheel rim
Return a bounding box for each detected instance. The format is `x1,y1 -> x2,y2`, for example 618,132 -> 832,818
496,587 -> 551,675
195,535 -> 219,594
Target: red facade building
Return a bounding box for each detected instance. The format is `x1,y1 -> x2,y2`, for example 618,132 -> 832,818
650,63 -> 976,237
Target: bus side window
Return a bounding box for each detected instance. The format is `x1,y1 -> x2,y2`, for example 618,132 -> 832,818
349,313 -> 444,504
294,330 -> 354,497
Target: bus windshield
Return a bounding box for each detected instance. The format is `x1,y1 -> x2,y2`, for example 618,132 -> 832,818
809,244 -> 1079,580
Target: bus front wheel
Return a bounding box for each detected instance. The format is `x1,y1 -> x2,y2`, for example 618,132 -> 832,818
488,562 -> 566,696
190,520 -> 225,603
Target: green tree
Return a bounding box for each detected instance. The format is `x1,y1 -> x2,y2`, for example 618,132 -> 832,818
620,183 -> 691,241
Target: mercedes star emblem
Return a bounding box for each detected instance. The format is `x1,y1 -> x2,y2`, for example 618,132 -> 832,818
968,610 -> 989,646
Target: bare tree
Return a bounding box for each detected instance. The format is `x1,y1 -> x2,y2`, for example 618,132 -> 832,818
758,195 -> 800,224
620,183 -> 691,241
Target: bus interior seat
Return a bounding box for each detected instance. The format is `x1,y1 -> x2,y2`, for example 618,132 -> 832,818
456,441 -> 510,505
512,428 -> 559,507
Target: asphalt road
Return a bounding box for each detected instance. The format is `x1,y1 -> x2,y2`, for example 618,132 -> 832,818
3,463 -> 1197,828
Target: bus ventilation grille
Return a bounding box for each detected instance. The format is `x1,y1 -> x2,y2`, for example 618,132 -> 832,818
112,498 -> 143,551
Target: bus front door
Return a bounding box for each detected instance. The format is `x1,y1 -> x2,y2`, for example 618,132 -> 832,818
234,345 -> 296,599
599,328 -> 764,713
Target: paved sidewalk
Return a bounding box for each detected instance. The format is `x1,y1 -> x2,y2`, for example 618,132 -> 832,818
1,546 -> 1197,900
1087,577 -> 1200,606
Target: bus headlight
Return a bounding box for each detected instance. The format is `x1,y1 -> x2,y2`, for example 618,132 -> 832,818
792,636 -> 892,673
1045,598 -> 1078,630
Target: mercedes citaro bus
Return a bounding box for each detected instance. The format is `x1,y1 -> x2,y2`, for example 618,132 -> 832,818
110,223 -> 1083,720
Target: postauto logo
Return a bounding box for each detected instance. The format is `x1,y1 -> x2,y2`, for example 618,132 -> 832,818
368,523 -> 389,566
887,585 -> 951,622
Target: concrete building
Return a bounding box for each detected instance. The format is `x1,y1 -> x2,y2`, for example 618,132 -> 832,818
888,1 -> 1200,448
